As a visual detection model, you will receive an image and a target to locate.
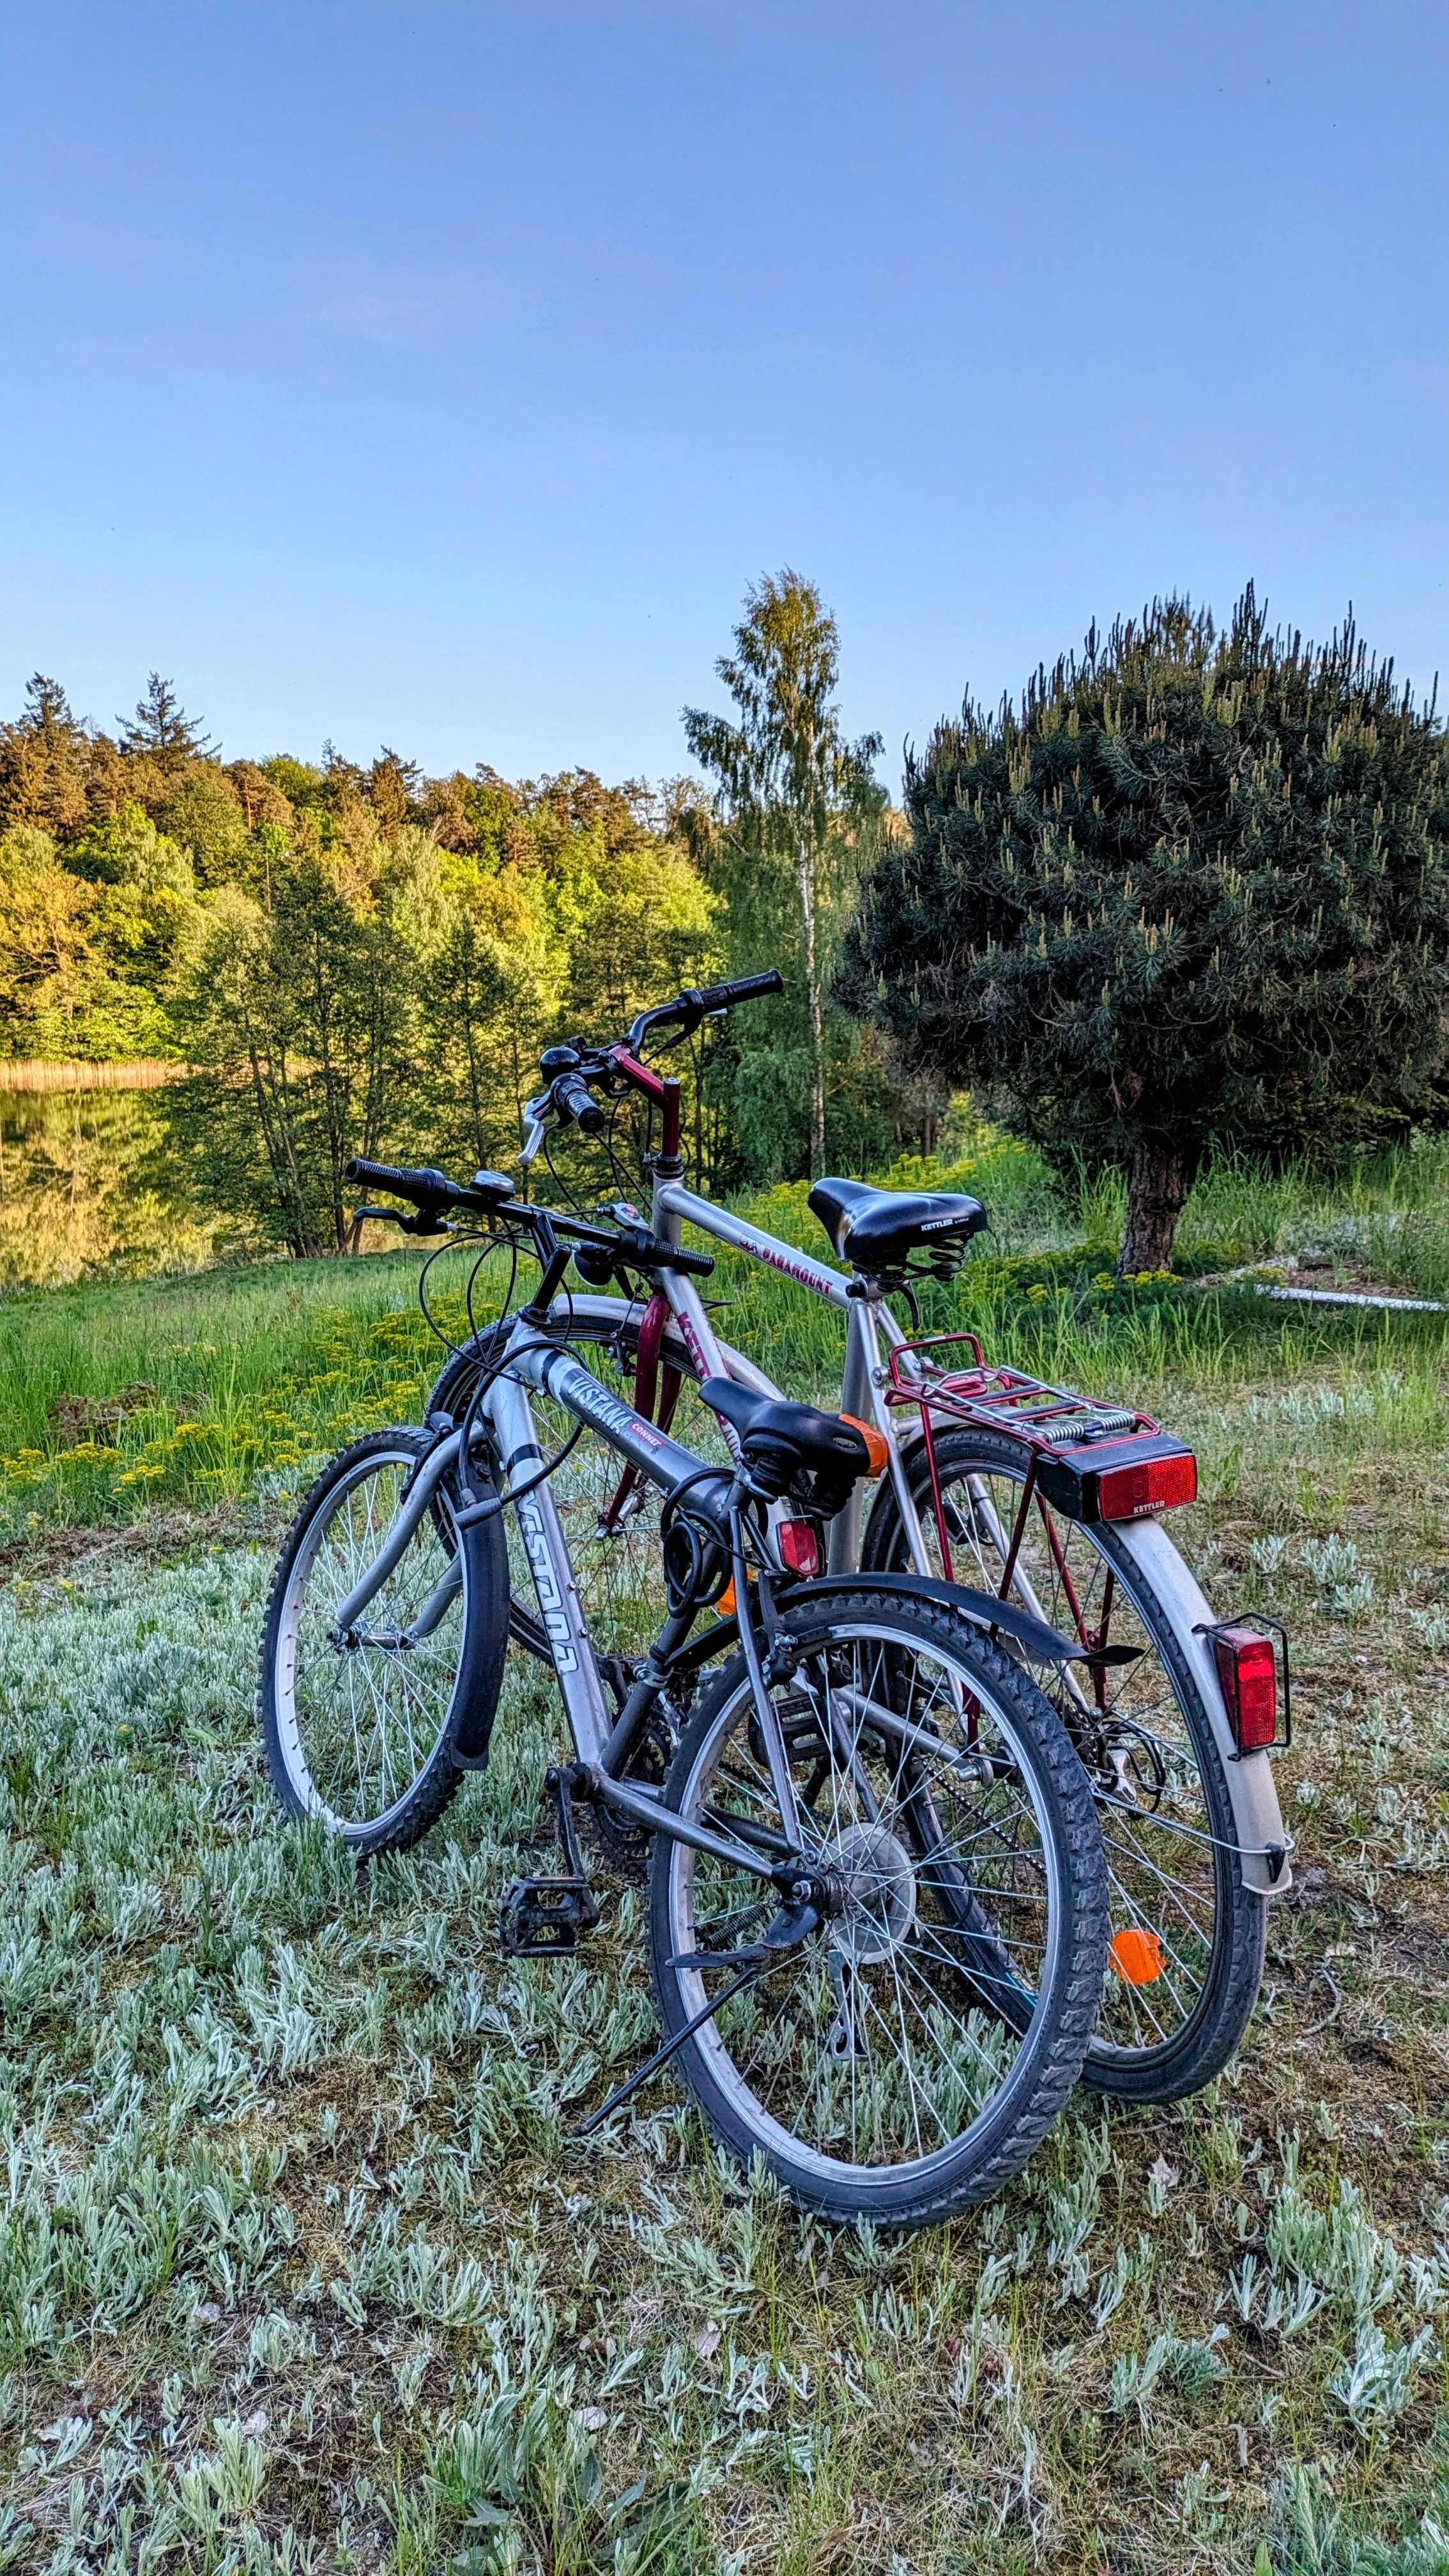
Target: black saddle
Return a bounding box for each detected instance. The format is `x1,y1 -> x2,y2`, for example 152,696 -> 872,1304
701,1376 -> 871,1515
808,1177 -> 987,1275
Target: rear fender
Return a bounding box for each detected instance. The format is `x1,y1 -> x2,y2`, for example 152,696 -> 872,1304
861,1436 -> 1291,1893
1107,1516 -> 1291,1894
666,1570 -> 1091,1688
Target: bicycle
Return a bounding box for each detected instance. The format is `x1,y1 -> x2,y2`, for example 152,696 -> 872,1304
257,1174 -> 1110,2224
437,973 -> 1294,2107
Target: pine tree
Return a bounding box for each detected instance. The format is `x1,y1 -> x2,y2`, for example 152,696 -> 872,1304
0,674 -> 92,836
841,590 -> 1449,1271
118,673 -> 215,773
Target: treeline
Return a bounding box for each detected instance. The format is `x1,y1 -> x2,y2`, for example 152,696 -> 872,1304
0,650 -> 913,1255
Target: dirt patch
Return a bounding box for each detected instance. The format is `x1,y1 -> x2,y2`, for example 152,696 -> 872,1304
47,1381 -> 158,1445
0,1501 -> 266,1583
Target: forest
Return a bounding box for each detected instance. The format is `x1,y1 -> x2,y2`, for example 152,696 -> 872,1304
0,638 -> 916,1259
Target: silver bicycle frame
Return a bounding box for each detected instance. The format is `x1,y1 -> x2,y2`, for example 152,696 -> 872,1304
330,1310 -> 796,1889
648,1181 -> 932,1581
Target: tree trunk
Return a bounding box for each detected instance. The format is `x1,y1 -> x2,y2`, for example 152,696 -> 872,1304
798,839 -> 826,1177
1119,1138 -> 1192,1275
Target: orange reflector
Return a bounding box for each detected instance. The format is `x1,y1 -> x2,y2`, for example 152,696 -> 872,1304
840,1413 -> 891,1475
717,1581 -> 736,1616
1109,1927 -> 1167,1986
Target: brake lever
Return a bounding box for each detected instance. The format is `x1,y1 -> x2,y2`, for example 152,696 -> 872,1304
355,1202 -> 443,1238
519,1097 -> 548,1167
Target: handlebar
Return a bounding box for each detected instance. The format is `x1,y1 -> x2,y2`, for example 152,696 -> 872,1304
344,1159 -> 458,1210
342,1156 -> 713,1278
625,969 -> 784,1055
519,973 -> 785,1169
702,970 -> 787,1011
557,1215 -> 715,1278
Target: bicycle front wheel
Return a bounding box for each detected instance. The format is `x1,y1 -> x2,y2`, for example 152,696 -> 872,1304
863,1430 -> 1266,2101
258,1430 -> 507,1857
646,1588 -> 1108,2226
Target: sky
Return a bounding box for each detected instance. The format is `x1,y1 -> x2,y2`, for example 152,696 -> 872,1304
1,0 -> 1444,792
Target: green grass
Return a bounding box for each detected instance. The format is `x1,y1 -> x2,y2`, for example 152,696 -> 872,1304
2,1140 -> 1448,2570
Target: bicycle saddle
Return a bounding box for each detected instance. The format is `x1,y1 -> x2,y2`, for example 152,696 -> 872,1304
808,1176 -> 987,1272
700,1376 -> 871,1512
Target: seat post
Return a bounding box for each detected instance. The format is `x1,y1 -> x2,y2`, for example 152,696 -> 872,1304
827,1289 -> 877,1576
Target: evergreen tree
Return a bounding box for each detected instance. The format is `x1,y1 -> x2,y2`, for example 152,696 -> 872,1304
0,675 -> 92,836
842,590 -> 1449,1271
118,673 -> 215,774
366,747 -> 422,827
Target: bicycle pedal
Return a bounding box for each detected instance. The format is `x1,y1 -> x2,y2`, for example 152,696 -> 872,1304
500,1874 -> 601,1959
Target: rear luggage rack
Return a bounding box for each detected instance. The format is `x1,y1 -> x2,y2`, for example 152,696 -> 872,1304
884,1333 -> 1197,1527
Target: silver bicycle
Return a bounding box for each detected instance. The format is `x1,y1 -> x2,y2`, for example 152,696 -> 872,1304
257,1174 -> 1110,2225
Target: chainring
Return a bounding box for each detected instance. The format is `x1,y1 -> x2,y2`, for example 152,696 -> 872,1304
582,1705 -> 677,1880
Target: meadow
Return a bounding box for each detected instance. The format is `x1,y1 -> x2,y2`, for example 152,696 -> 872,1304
1,1139 -> 1447,2573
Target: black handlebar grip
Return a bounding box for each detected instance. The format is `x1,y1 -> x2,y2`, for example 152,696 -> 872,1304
698,970 -> 786,1011
653,1239 -> 714,1276
344,1158 -> 455,1206
553,1073 -> 606,1135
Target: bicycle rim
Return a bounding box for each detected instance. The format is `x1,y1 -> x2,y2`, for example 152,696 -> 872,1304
272,1442 -> 470,1834
656,1618 -> 1068,2186
875,1438 -> 1236,2073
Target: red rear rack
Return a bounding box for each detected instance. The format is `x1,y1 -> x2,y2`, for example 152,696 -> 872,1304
884,1333 -> 1197,1530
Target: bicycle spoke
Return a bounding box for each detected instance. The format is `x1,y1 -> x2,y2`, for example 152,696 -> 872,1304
659,1616 -> 1070,2179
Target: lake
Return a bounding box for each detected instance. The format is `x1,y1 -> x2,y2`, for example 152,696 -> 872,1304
0,1070 -> 220,1289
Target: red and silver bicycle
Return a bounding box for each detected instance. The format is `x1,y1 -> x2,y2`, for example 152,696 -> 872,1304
426,974 -> 1292,2104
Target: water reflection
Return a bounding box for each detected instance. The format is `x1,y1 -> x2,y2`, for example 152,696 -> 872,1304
0,1080 -> 218,1287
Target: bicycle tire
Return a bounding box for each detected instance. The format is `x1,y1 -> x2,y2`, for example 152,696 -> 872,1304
258,1429 -> 509,1857
862,1429 -> 1266,2101
645,1586 -> 1108,2226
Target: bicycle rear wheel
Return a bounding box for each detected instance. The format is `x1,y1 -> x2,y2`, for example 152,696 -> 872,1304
863,1430 -> 1266,2101
645,1587 -> 1108,2225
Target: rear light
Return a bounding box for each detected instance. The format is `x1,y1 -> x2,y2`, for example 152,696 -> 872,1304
777,1518 -> 822,1578
1212,1625 -> 1280,1752
1095,1450 -> 1197,1519
1037,1436 -> 1197,1522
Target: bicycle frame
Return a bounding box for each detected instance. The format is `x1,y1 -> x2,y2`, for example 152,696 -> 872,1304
332,1308 -> 813,1891
651,1179 -> 919,1575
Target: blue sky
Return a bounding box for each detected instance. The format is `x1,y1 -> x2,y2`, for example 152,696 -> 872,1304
1,1 -> 1443,788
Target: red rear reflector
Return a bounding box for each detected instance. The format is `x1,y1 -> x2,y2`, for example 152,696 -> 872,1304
1094,1451 -> 1198,1520
1212,1627 -> 1279,1751
1038,1436 -> 1197,1523
778,1518 -> 822,1578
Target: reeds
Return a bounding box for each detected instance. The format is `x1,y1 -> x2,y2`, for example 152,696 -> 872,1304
0,1059 -> 176,1091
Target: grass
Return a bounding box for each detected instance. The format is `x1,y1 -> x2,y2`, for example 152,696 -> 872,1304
1,1142 -> 1448,2571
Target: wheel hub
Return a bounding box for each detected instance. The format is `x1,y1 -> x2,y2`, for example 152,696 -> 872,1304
821,1822 -> 917,1964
